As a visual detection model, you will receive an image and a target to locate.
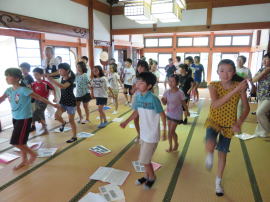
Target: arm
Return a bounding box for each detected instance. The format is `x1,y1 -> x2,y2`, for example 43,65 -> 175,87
30,92 -> 56,107
0,94 -> 7,104
160,111 -> 167,140
209,80 -> 247,109
187,81 -> 195,95
51,89 -> 57,102
120,111 -> 139,128
202,67 -> 205,81
252,67 -> 270,82
161,96 -> 167,105
47,77 -> 70,89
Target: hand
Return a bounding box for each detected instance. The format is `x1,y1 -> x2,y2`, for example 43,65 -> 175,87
120,121 -> 128,128
187,90 -> 191,95
234,80 -> 248,93
232,122 -> 241,133
53,98 -> 57,103
161,131 -> 167,141
53,104 -> 60,109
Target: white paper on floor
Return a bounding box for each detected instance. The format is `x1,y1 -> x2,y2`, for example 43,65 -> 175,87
89,145 -> 111,156
79,192 -> 107,202
99,184 -> 125,202
0,153 -> 20,164
189,111 -> 199,118
132,161 -> 161,173
0,138 -> 8,144
129,124 -> 135,128
90,167 -> 130,186
112,118 -> 123,123
77,132 -> 94,138
52,127 -> 71,133
13,142 -> 43,152
37,148 -> 57,157
235,133 -> 258,140
96,116 -> 111,120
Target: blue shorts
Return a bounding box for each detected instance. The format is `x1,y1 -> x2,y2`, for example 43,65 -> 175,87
60,104 -> 76,115
205,128 -> 231,153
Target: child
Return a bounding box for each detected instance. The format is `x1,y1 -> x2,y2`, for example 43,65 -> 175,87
90,65 -> 112,128
47,63 -> 77,143
204,59 -> 250,196
123,58 -> 135,105
75,62 -> 91,124
178,64 -> 195,124
19,62 -> 34,88
151,60 -> 160,97
31,68 -> 56,134
192,56 -> 205,102
161,75 -> 189,152
108,63 -> 122,114
0,68 -> 56,170
120,72 -> 166,190
164,58 -> 176,90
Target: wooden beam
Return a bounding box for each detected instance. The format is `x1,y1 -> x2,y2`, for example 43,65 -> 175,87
206,2 -> 212,27
112,22 -> 270,35
88,0 -> 94,71
43,40 -> 86,48
0,28 -> 41,39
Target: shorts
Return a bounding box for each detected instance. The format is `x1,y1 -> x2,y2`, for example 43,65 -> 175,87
112,89 -> 119,96
10,118 -> 32,145
96,97 -> 108,105
124,84 -> 133,95
138,140 -> 158,164
60,104 -> 76,115
194,79 -> 201,84
33,100 -> 47,122
76,93 -> 91,103
205,127 -> 231,153
167,116 -> 183,124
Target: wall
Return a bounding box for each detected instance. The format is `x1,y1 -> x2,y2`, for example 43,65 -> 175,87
93,10 -> 110,42
0,0 -> 88,28
45,33 -> 79,42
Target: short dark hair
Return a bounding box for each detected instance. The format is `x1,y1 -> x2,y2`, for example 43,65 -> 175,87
19,62 -> 31,71
169,74 -> 180,85
237,55 -> 247,64
263,52 -> 270,59
136,60 -> 149,77
81,56 -> 88,62
77,61 -> 88,73
5,68 -> 23,80
33,67 -> 44,75
218,59 -> 244,82
176,56 -> 181,62
58,63 -> 71,71
125,58 -> 132,64
194,56 -> 200,61
179,64 -> 189,72
110,63 -> 118,73
94,65 -> 105,77
185,56 -> 194,64
137,72 -> 157,90
168,58 -> 173,62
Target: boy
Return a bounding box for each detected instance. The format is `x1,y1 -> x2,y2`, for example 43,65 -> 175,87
19,62 -> 34,88
123,58 -> 135,105
31,68 -> 56,134
120,72 -> 166,190
164,58 -> 176,90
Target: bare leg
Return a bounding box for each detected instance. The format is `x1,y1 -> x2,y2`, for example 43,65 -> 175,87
55,108 -> 65,125
166,120 -> 173,152
217,151 -> 227,178
170,122 -> 179,151
13,145 -> 28,170
144,163 -> 155,180
115,94 -> 119,111
83,102 -> 90,121
68,113 -> 77,138
76,101 -> 83,121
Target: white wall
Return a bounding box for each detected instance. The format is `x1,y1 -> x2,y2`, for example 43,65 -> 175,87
212,4 -> 270,24
93,10 -> 110,42
45,33 -> 79,42
0,0 -> 88,28
131,34 -> 143,43
251,29 -> 270,50
113,35 -> 130,41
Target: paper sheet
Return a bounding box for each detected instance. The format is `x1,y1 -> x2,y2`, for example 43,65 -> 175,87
235,133 -> 258,140
52,127 -> 71,133
0,138 -> 8,144
79,192 -> 107,202
77,132 -> 94,138
189,111 -> 199,118
90,167 -> 130,186
96,117 -> 111,120
99,184 -> 125,202
14,142 -> 43,152
129,124 -> 135,129
0,153 -> 20,164
37,148 -> 57,157
103,106 -> 112,110
132,161 -> 161,173
90,145 -> 111,156
112,118 -> 123,123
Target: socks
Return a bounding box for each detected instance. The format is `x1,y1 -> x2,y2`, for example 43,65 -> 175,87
205,152 -> 214,171
215,177 -> 224,196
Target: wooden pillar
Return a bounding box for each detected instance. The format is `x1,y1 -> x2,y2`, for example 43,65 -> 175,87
40,33 -> 46,60
207,32 -> 214,83
172,33 -> 177,61
88,0 -> 94,72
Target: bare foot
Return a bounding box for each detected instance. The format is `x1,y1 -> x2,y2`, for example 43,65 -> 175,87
28,152 -> 37,165
172,143 -> 179,151
166,148 -> 172,153
13,161 -> 27,170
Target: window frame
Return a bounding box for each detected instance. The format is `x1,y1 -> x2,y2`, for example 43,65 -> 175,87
144,37 -> 173,48
177,36 -> 209,47
214,35 -> 251,47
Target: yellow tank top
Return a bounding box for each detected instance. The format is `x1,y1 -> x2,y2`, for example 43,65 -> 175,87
204,81 -> 241,138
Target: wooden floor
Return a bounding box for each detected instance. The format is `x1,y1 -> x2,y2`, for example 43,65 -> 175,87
0,89 -> 269,202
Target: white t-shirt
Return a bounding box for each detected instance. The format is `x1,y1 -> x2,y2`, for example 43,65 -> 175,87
108,72 -> 120,90
152,70 -> 160,86
123,67 -> 135,85
90,76 -> 108,98
236,66 -> 252,79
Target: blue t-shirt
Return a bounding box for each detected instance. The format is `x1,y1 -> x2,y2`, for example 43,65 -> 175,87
192,64 -> 204,82
133,91 -> 163,113
4,87 -> 33,119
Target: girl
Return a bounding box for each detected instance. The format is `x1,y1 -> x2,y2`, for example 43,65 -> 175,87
151,60 -> 160,97
48,63 -> 77,143
161,75 -> 189,152
204,59 -> 250,196
131,60 -> 150,142
75,61 -> 91,124
90,65 -> 111,128
0,68 -> 56,170
108,63 -> 122,114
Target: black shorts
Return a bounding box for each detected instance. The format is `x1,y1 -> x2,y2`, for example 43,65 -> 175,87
10,118 -> 32,145
124,84 -> 133,95
96,97 -> 107,105
76,93 -> 91,103
33,100 -> 47,122
167,116 -> 183,124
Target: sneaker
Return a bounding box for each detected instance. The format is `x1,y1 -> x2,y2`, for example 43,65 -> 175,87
97,123 -> 104,128
135,177 -> 147,185
112,111 -> 118,115
205,153 -> 213,171
143,179 -> 156,190
59,122 -> 67,132
77,119 -> 82,124
183,118 -> 188,125
103,121 -> 108,127
134,137 -> 140,143
81,120 -> 90,124
30,125 -> 36,132
66,137 -> 77,143
125,101 -> 129,105
215,183 -> 224,196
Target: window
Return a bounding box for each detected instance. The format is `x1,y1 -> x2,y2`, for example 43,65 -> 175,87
215,35 -> 251,46
215,36 -> 231,46
15,38 -> 41,67
232,36 -> 250,46
178,37 -> 192,47
159,38 -> 172,47
145,38 -> 158,47
54,47 -> 77,72
144,53 -> 158,62
158,53 -> 172,68
193,37 -> 209,46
